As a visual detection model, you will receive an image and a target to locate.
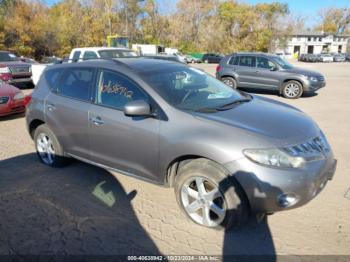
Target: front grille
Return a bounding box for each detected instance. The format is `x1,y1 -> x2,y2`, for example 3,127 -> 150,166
0,96 -> 9,104
316,76 -> 325,82
285,135 -> 330,157
9,66 -> 30,74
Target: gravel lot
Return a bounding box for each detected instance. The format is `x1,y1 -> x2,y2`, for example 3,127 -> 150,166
0,61 -> 349,257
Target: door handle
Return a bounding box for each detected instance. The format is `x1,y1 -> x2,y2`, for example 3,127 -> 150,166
255,70 -> 259,73
90,116 -> 104,126
47,104 -> 56,112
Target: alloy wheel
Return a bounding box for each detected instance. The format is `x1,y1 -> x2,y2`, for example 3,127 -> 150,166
223,78 -> 235,88
36,133 -> 55,165
181,176 -> 226,227
285,83 -> 301,98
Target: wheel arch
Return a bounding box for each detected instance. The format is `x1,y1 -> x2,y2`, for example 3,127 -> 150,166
281,79 -> 304,94
220,75 -> 237,81
29,119 -> 45,139
167,155 -> 252,216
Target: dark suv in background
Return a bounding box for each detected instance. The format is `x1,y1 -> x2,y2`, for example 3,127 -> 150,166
0,51 -> 32,86
216,52 -> 326,99
202,53 -> 223,64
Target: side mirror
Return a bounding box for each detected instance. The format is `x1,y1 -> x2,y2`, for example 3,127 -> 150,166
270,66 -> 278,71
124,100 -> 152,117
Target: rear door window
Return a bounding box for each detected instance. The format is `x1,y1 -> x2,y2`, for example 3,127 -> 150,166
58,68 -> 94,101
238,56 -> 256,67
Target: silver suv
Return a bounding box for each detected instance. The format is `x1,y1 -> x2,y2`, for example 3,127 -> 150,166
26,58 -> 336,229
216,52 -> 326,99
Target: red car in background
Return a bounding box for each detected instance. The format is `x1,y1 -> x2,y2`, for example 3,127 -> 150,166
0,80 -> 30,117
0,51 -> 32,86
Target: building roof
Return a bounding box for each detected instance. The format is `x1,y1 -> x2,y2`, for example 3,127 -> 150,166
291,32 -> 349,37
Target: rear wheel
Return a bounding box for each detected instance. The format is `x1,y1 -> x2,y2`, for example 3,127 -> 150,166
34,124 -> 70,167
282,80 -> 303,99
221,77 -> 237,89
174,159 -> 249,230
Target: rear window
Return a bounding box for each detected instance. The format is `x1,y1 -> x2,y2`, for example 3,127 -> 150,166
98,50 -> 138,58
0,52 -> 20,62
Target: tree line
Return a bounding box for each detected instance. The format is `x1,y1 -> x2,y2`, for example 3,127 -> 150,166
0,0 -> 349,59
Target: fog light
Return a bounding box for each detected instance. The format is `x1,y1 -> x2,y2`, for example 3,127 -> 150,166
277,193 -> 299,207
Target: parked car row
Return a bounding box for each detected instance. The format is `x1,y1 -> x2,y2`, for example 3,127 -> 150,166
298,53 -> 348,63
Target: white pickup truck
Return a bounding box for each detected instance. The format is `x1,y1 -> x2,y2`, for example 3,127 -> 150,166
31,47 -> 138,85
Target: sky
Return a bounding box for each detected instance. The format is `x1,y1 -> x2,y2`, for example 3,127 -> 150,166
44,0 -> 350,27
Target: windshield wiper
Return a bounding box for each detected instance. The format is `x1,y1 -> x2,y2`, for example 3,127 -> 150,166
216,98 -> 252,110
194,107 -> 219,113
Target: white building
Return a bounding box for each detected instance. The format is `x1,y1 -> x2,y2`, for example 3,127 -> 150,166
276,32 -> 349,57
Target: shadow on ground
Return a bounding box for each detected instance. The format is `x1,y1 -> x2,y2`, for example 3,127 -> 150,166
219,174 -> 277,261
0,112 -> 26,122
0,153 -> 161,255
239,87 -> 318,99
0,153 -> 277,259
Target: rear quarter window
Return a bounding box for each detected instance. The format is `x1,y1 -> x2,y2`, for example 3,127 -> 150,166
57,68 -> 94,101
229,56 -> 239,65
44,68 -> 64,91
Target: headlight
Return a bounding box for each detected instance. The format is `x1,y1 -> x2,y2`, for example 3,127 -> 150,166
243,148 -> 305,168
244,134 -> 329,169
308,76 -> 318,82
0,66 -> 10,74
13,92 -> 25,100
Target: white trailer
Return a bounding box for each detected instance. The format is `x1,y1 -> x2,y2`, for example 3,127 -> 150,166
132,44 -> 164,55
164,48 -> 179,55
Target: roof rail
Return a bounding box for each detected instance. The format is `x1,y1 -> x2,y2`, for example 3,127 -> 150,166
55,57 -> 134,70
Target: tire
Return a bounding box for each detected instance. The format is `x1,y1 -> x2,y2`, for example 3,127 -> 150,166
282,80 -> 303,99
174,158 -> 249,230
221,77 -> 237,89
34,124 -> 70,167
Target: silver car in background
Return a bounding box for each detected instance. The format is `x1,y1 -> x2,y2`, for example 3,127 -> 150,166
216,52 -> 326,99
26,58 -> 337,229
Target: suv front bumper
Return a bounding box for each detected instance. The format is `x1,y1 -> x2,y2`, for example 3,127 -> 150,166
303,79 -> 326,92
224,153 -> 337,213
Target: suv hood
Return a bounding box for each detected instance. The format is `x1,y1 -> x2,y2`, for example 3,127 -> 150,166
284,67 -> 322,77
193,96 -> 320,146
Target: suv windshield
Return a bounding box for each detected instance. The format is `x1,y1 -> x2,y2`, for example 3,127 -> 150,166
0,52 -> 20,62
272,56 -> 294,69
98,50 -> 138,58
141,66 -> 250,112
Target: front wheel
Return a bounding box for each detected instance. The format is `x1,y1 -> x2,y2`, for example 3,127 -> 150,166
282,80 -> 303,99
174,159 -> 249,230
